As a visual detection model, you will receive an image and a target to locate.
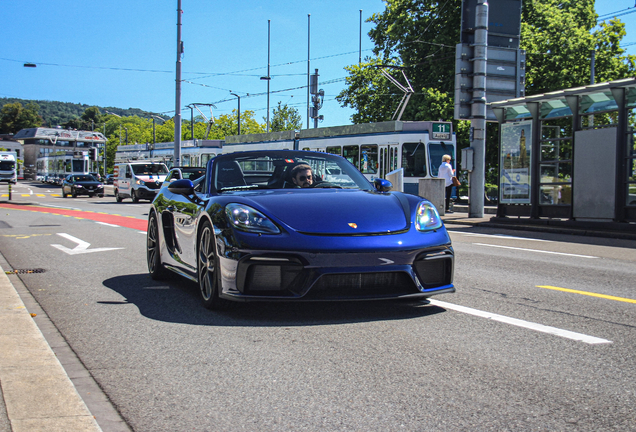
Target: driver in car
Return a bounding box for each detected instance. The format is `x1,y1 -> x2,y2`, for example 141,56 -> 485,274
291,164 -> 314,188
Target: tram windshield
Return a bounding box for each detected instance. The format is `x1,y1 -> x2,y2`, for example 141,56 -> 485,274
402,142 -> 427,177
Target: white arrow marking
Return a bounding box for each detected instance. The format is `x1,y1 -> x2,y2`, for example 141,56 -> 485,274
51,233 -> 123,255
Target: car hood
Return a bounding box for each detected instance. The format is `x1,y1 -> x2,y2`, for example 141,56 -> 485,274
236,189 -> 410,234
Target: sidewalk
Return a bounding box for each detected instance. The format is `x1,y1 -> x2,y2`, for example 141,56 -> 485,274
0,265 -> 102,432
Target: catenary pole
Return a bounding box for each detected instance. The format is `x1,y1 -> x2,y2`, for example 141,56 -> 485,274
174,0 -> 182,168
307,14 -> 311,129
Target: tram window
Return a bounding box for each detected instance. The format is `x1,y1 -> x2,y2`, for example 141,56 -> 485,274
201,154 -> 213,166
343,146 -> 360,170
302,147 -> 311,151
57,141 -> 71,147
182,154 -> 191,167
326,146 -> 342,155
402,142 -> 427,177
428,142 -> 455,177
360,145 -> 378,174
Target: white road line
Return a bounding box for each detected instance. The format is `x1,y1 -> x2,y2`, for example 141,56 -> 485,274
429,299 -> 611,344
473,243 -> 598,258
95,222 -> 120,227
447,231 -> 551,242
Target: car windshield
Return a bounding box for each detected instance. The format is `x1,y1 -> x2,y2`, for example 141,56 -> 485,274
74,175 -> 95,182
182,169 -> 206,180
213,151 -> 372,191
132,164 -> 169,175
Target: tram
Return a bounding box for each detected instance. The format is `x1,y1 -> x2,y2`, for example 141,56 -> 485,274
114,121 -> 456,197
115,140 -> 223,168
36,151 -> 91,185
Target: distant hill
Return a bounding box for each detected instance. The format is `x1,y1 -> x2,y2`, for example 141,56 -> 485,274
0,98 -> 165,127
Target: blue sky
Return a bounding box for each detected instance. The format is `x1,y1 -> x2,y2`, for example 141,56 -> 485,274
0,1 -> 635,129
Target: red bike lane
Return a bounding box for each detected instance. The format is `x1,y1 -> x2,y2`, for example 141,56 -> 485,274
0,202 -> 148,232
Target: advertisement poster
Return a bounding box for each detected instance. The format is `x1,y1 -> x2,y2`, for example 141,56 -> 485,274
500,120 -> 532,204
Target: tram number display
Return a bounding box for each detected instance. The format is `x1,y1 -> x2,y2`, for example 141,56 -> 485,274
431,122 -> 451,140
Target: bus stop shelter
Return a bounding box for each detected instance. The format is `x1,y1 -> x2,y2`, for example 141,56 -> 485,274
489,77 -> 636,228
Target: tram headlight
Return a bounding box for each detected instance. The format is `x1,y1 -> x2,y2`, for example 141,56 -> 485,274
415,201 -> 442,231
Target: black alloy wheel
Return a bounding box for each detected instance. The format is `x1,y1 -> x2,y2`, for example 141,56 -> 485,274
197,221 -> 231,310
147,212 -> 169,280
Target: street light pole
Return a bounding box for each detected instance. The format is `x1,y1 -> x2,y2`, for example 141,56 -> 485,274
260,20 -> 271,133
230,93 -> 241,135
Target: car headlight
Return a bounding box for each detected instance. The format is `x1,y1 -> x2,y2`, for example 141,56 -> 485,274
136,179 -> 145,185
225,203 -> 280,234
97,185 -> 103,189
415,201 -> 442,231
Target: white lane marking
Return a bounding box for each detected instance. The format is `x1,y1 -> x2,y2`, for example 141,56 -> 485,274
51,233 -> 124,255
473,243 -> 598,259
447,231 -> 551,242
429,299 -> 611,344
95,222 -> 119,227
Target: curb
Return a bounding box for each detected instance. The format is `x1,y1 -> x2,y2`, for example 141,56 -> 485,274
0,265 -> 102,432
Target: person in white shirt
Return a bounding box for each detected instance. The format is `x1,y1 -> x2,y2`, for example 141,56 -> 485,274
438,154 -> 455,213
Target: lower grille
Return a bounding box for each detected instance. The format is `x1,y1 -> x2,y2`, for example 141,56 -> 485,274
413,256 -> 453,288
306,272 -> 417,299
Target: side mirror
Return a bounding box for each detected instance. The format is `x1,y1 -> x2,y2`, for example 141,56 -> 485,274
373,178 -> 392,192
168,179 -> 194,196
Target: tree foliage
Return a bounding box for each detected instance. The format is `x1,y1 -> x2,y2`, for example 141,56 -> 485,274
269,102 -> 303,132
0,102 -> 42,134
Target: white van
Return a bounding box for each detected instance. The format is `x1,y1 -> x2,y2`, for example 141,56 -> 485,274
0,152 -> 17,184
113,161 -> 169,203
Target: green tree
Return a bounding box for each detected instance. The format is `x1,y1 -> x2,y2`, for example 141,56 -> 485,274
0,102 -> 42,133
209,110 -> 265,138
269,102 -> 303,132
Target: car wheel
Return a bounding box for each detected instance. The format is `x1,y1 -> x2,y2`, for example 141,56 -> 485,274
62,189 -> 67,198
98,194 -> 104,198
197,221 -> 231,310
72,189 -> 77,198
115,190 -> 122,202
132,190 -> 139,203
147,212 -> 169,280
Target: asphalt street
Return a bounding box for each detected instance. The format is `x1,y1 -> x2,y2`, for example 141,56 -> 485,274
1,181 -> 635,431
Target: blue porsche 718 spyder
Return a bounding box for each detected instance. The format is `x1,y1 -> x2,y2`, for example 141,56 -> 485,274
147,150 -> 454,309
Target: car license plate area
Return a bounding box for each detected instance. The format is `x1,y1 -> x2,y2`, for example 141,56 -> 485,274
305,272 -> 417,299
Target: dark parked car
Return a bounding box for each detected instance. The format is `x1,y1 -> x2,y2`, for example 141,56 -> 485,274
105,174 -> 115,185
147,150 -> 454,310
62,174 -> 104,198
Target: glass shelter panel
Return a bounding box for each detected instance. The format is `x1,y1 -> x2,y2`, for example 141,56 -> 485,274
500,121 -> 532,203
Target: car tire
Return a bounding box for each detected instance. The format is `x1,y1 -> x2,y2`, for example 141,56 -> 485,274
147,212 -> 169,280
98,194 -> 104,198
115,190 -> 122,202
72,189 -> 77,198
132,190 -> 139,203
197,221 -> 232,310
62,189 -> 67,198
